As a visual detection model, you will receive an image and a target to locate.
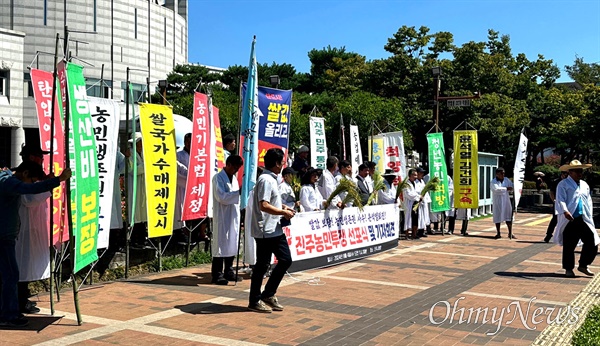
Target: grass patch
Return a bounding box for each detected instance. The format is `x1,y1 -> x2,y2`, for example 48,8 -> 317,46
572,305 -> 600,346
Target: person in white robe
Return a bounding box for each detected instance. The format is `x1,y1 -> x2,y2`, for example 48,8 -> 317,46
318,156 -> 342,209
174,133 -> 190,235
300,169 -> 327,212
378,169 -> 397,205
402,168 -> 423,239
423,173 -> 443,233
553,160 -> 599,278
211,155 -> 243,284
491,167 -> 514,239
415,167 -> 430,238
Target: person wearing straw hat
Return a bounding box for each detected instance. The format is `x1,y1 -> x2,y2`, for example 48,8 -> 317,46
554,160 -> 599,278
378,169 -> 398,205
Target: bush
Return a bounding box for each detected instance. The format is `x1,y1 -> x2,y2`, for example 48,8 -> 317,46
533,164 -> 560,181
523,181 -> 537,189
572,305 -> 600,346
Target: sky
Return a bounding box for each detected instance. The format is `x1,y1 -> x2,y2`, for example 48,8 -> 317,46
187,0 -> 600,82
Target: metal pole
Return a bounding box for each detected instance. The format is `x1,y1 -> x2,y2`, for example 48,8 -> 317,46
48,32 -> 60,316
340,114 -> 346,160
434,76 -> 440,132
124,68 -> 131,279
147,0 -> 151,102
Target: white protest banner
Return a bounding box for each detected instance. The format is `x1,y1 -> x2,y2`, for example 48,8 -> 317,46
382,131 -> 407,179
309,116 -> 327,170
88,97 -> 121,249
349,125 -> 362,176
283,204 -> 399,272
513,132 -> 528,212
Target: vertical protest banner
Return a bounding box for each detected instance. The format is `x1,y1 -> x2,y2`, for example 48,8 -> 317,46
368,134 -> 385,174
65,62 -> 100,273
30,68 -> 69,244
427,133 -> 450,212
208,99 -> 225,218
239,36 -> 260,210
349,125 -> 362,176
382,131 -> 407,179
513,132 -> 528,211
183,92 -> 211,220
309,116 -> 327,170
88,97 -> 120,249
138,103 -> 177,238
453,130 -> 478,209
242,84 -> 293,166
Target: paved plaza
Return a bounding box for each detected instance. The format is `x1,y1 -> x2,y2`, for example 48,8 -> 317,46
1,212 -> 599,346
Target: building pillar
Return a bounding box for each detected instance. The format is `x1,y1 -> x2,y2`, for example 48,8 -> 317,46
10,126 -> 25,167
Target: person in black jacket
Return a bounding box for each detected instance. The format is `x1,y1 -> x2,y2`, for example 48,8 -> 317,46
355,163 -> 370,205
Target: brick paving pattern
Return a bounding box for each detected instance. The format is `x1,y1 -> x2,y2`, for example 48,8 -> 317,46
1,212 -> 598,345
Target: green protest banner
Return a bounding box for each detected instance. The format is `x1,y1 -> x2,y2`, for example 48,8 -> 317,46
427,132 -> 451,212
66,62 -> 100,273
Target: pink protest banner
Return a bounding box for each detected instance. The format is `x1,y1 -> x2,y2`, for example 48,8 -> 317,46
182,92 -> 211,220
30,68 -> 69,244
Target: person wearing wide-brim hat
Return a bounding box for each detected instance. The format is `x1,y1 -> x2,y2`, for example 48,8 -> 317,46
554,160 -> 599,278
377,169 -> 397,205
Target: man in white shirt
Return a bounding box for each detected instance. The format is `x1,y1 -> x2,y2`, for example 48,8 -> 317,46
491,167 -> 515,239
279,167 -> 298,211
554,160 -> 599,278
318,156 -> 342,209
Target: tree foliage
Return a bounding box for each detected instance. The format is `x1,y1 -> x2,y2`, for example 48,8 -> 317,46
156,26 -> 600,180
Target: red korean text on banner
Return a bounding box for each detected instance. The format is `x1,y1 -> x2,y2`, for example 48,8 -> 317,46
30,68 -> 69,244
182,92 -> 211,220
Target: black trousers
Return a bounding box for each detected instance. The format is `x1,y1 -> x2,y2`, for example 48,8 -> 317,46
249,234 -> 292,305
546,209 -> 558,238
211,256 -> 235,281
562,216 -> 598,270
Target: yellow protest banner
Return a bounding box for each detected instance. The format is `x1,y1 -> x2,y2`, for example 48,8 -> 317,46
368,135 -> 385,174
139,103 -> 177,238
453,130 -> 479,209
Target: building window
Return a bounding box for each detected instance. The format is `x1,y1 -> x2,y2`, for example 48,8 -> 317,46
121,82 -> 147,103
134,8 -> 138,39
23,72 -> 34,98
0,70 -> 9,97
86,78 -> 112,98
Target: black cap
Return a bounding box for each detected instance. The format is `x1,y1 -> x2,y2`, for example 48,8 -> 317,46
416,167 -> 426,174
282,167 -> 296,176
20,144 -> 50,157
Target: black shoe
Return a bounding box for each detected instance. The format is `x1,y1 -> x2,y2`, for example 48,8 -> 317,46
461,231 -> 469,236
212,278 -> 228,285
543,235 -> 552,243
225,275 -> 243,282
0,316 -> 29,328
494,234 -> 501,239
20,303 -> 40,314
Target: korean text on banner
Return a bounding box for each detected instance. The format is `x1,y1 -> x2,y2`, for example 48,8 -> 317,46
65,62 -> 100,273
283,204 -> 399,273
427,133 -> 450,212
139,103 -> 177,238
383,132 -> 406,178
30,68 -> 69,244
242,84 -> 293,166
349,125 -> 362,176
88,97 -> 120,249
183,92 -> 211,220
368,135 -> 384,174
453,130 -> 479,209
309,116 -> 327,169
513,132 -> 528,211
239,37 -> 259,210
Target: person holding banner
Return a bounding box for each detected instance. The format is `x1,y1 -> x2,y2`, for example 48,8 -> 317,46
292,145 -> 310,176
300,169 -> 327,212
15,144 -> 51,315
223,134 -> 236,162
211,155 -> 244,285
365,161 -> 376,192
491,167 -> 515,239
0,161 -> 71,327
248,148 -> 295,313
416,168 -> 431,238
280,167 -> 299,211
318,156 -> 343,209
402,168 -> 423,239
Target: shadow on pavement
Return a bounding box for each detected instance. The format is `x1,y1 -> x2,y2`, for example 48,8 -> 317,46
0,315 -> 63,331
515,240 -> 549,244
175,302 -> 248,314
462,234 -> 499,240
128,274 -> 213,286
494,271 -> 592,280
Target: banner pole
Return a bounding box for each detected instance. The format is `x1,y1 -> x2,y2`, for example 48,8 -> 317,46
48,32 -> 60,316
340,114 -> 346,161
124,68 -> 131,279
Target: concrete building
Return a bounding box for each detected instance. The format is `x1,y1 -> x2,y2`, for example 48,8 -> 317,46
0,0 -> 188,167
